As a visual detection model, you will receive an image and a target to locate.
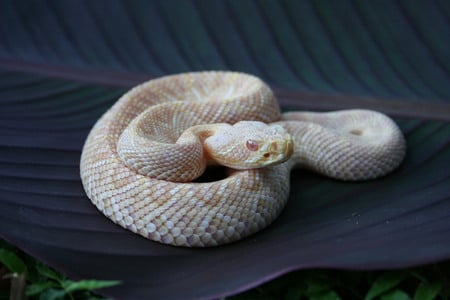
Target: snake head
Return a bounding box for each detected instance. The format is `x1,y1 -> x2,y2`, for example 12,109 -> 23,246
204,121 -> 293,169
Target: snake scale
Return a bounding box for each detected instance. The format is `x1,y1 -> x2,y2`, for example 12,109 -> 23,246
80,72 -> 406,247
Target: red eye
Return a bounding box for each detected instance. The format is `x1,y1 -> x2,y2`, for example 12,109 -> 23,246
246,139 -> 259,151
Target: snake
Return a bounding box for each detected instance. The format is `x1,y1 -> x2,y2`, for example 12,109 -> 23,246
80,72 -> 406,247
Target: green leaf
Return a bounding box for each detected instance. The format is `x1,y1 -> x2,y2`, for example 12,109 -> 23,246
62,279 -> 121,293
380,289 -> 411,300
304,276 -> 341,300
0,248 -> 28,276
285,286 -> 304,300
414,282 -> 442,300
309,290 -> 341,300
26,282 -> 58,296
36,263 -> 65,283
38,288 -> 67,300
365,271 -> 408,300
305,278 -> 333,295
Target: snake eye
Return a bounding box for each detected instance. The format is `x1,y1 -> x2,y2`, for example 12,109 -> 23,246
246,139 -> 259,151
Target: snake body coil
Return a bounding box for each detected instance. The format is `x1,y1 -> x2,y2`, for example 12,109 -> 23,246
80,72 -> 405,247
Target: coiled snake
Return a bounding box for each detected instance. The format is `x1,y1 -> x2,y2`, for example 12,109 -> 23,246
80,72 -> 406,247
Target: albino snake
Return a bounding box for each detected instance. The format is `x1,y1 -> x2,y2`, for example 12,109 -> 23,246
80,72 -> 406,247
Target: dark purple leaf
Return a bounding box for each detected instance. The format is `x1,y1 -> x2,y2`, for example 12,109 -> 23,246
1,1 -> 450,299
1,67 -> 449,300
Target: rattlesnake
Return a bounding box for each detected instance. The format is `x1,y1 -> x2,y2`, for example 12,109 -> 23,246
80,72 -> 405,247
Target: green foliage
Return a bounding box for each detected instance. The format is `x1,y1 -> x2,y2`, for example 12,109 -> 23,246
1,239 -> 450,300
228,264 -> 450,300
365,271 -> 408,300
0,249 -> 29,277
0,240 -> 120,300
379,289 -> 410,300
414,282 -> 442,300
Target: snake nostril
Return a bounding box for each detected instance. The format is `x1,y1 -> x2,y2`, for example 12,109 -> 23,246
350,129 -> 363,136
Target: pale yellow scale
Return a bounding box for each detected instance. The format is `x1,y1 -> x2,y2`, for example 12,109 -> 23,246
80,72 -> 405,247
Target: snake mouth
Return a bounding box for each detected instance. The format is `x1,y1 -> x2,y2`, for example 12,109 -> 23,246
284,138 -> 294,157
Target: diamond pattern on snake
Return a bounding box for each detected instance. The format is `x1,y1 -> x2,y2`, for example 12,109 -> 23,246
80,72 -> 406,247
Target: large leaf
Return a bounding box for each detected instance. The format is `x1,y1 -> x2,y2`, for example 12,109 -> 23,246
1,0 -> 450,100
0,1 -> 450,299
